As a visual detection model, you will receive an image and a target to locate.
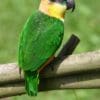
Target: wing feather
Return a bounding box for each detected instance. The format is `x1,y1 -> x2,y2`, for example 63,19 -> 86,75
18,11 -> 64,71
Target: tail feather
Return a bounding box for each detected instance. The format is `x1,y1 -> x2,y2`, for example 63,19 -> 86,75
24,71 -> 39,96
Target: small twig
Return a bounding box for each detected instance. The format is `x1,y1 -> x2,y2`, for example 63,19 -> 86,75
58,34 -> 80,58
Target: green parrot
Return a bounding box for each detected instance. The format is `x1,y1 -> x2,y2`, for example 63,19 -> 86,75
18,0 -> 75,96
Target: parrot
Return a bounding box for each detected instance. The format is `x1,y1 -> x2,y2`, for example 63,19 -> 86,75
18,0 -> 75,96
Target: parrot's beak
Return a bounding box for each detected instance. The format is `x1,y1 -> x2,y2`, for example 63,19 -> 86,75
66,0 -> 75,12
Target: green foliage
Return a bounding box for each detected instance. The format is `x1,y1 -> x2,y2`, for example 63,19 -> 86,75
0,0 -> 100,99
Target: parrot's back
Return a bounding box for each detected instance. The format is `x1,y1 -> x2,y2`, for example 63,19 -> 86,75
18,11 -> 64,95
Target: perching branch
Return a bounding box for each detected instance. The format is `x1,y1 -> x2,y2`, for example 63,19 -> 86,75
0,34 -> 80,98
0,50 -> 100,98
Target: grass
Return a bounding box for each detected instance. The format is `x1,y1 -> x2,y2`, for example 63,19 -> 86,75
0,0 -> 100,100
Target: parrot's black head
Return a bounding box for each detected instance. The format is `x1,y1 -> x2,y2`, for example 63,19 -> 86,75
50,0 -> 75,12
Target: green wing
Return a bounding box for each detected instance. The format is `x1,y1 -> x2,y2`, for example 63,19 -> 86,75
18,11 -> 64,71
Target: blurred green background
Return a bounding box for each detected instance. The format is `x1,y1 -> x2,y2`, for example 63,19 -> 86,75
0,0 -> 100,100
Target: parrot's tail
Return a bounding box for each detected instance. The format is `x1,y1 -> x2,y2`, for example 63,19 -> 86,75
24,71 -> 39,96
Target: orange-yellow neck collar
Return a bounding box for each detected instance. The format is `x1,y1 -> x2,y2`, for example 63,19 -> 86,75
39,0 -> 66,22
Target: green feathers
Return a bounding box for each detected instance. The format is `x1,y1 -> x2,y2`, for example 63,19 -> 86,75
18,11 -> 64,96
18,11 -> 64,71
24,71 -> 39,96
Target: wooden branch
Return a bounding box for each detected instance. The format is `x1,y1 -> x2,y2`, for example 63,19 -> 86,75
41,50 -> 100,78
0,50 -> 100,98
0,50 -> 100,84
